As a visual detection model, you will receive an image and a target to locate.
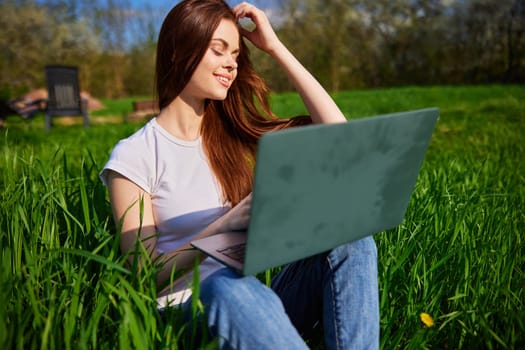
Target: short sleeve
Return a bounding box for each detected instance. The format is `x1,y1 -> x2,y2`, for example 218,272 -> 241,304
99,136 -> 155,193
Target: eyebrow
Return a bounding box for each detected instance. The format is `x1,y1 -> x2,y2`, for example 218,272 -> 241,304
211,38 -> 240,53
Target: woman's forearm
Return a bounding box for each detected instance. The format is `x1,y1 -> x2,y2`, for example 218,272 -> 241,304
233,3 -> 346,125
268,41 -> 347,124
155,193 -> 251,289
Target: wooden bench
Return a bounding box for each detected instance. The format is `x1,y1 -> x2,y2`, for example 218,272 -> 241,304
126,99 -> 159,121
0,98 -> 46,129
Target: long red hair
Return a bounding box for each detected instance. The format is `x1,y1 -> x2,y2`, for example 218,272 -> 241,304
156,0 -> 310,205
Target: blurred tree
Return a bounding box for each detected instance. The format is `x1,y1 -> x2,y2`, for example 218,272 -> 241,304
123,40 -> 156,97
1,0 -> 523,99
86,0 -> 130,97
0,1 -> 99,98
121,4 -> 157,97
279,0 -> 366,91
462,0 -> 524,83
83,0 -> 158,97
507,0 -> 525,82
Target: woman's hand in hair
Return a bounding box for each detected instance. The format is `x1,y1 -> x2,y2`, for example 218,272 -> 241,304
218,193 -> 252,232
233,2 -> 282,55
234,2 -> 346,125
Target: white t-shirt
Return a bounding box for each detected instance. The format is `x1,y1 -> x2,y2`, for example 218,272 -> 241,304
100,118 -> 229,306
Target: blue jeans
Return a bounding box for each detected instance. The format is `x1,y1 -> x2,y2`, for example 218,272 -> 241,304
191,236 -> 379,349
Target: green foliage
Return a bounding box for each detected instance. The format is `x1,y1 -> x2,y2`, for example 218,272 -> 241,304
1,0 -> 524,99
0,2 -> 100,96
1,86 -> 524,349
279,0 -> 524,89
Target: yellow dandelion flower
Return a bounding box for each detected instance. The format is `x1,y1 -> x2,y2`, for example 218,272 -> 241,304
420,312 -> 435,327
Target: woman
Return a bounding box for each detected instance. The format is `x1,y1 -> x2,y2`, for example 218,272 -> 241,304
101,1 -> 379,348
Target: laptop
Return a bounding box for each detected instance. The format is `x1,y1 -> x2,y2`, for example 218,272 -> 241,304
191,107 -> 439,275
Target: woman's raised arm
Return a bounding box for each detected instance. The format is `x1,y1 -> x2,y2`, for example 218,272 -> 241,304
233,2 -> 347,125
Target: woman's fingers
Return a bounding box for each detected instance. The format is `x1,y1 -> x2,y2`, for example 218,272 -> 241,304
223,193 -> 252,231
232,2 -> 280,53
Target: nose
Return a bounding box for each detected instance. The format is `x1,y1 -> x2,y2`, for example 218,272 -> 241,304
225,55 -> 238,71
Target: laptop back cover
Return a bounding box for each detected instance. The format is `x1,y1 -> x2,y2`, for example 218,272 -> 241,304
242,108 -> 439,275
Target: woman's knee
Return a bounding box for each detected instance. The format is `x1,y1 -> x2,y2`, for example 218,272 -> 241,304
333,236 -> 377,259
351,235 -> 377,256
328,236 -> 378,276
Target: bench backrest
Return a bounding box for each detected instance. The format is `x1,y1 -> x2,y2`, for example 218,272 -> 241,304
45,66 -> 83,116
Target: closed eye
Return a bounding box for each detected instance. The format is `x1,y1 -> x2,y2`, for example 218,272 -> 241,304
210,38 -> 240,61
211,47 -> 223,56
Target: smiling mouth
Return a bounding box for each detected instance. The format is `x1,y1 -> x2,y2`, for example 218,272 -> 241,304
215,74 -> 232,87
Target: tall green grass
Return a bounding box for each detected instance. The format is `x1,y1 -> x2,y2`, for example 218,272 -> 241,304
1,85 -> 524,349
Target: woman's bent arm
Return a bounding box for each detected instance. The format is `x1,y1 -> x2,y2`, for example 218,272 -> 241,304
234,2 -> 347,125
107,171 -> 251,289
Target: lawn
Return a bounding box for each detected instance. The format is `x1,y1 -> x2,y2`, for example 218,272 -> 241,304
1,85 -> 524,349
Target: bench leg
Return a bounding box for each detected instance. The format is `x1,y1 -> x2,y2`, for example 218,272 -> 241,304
45,113 -> 52,131
81,99 -> 90,128
83,111 -> 89,128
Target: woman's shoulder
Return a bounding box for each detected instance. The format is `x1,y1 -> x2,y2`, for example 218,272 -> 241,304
101,119 -> 160,189
114,118 -> 200,154
114,119 -> 158,149
113,119 -> 180,160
